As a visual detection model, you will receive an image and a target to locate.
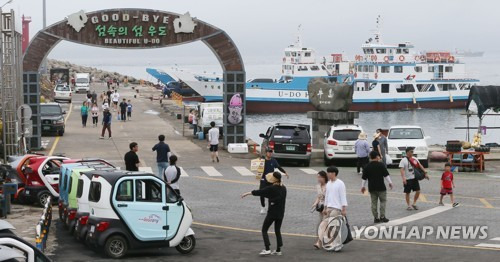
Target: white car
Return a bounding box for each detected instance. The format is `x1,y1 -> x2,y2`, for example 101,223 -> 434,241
53,84 -> 72,103
387,125 -> 430,167
323,125 -> 363,165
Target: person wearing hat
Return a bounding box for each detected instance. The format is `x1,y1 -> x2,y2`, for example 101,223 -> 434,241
355,132 -> 371,175
372,132 -> 381,154
242,172 -> 287,256
259,149 -> 289,214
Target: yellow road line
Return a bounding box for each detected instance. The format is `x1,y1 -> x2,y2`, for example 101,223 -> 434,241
479,198 -> 494,208
48,103 -> 72,156
192,221 -> 500,252
194,176 -> 499,210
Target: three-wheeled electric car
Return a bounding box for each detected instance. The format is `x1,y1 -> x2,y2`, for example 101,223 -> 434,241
86,171 -> 195,258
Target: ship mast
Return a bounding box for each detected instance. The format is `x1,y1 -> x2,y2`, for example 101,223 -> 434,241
294,24 -> 302,48
374,15 -> 382,44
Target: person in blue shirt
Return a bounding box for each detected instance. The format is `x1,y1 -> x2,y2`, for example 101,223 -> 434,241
259,149 -> 288,214
152,134 -> 171,178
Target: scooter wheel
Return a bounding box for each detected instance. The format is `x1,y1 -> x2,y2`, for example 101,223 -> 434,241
176,235 -> 196,254
104,235 -> 128,258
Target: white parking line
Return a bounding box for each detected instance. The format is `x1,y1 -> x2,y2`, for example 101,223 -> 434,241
300,168 -> 318,175
233,166 -> 255,176
490,237 -> 500,241
475,243 -> 500,248
382,205 -> 453,226
179,167 -> 189,177
201,166 -> 223,177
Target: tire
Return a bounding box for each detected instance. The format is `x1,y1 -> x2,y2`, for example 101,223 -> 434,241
58,129 -> 65,136
104,235 -> 128,259
37,190 -> 51,207
303,160 -> 310,167
420,159 -> 429,168
176,235 -> 196,254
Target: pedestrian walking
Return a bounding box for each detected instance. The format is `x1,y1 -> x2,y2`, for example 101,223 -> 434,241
86,92 -> 92,106
164,155 -> 181,195
399,147 -> 429,211
192,110 -> 199,137
312,170 -> 327,249
372,133 -> 381,154
100,108 -> 112,139
259,149 -> 289,214
376,129 -> 389,166
320,166 -> 348,251
106,89 -> 112,103
241,172 -> 287,256
102,100 -> 109,111
361,151 -> 393,223
91,102 -> 99,127
208,121 -> 220,163
152,135 -> 171,178
91,90 -> 97,104
112,90 -> 120,110
439,163 -> 459,207
127,100 -> 132,120
124,142 -> 140,171
100,91 -> 106,102
80,101 -> 89,127
355,132 -> 371,175
119,98 -> 128,122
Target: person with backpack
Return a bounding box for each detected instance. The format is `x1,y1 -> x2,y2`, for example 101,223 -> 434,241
241,172 -> 287,256
164,155 -> 181,195
399,147 -> 429,211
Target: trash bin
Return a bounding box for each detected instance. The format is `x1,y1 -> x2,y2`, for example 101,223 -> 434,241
198,132 -> 205,140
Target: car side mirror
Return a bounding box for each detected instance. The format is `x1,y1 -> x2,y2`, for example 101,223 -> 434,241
259,133 -> 266,138
177,196 -> 184,206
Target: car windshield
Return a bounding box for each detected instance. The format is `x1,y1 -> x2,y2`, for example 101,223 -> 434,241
55,85 -> 70,91
76,78 -> 88,83
272,126 -> 309,140
388,128 -> 424,139
40,105 -> 62,115
332,130 -> 361,141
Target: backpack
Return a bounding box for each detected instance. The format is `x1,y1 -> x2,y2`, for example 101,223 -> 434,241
406,157 -> 425,180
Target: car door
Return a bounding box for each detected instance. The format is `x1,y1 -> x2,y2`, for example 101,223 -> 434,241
113,176 -> 167,241
164,184 -> 185,240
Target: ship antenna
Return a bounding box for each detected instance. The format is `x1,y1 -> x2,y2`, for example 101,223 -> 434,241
375,15 -> 382,44
295,24 -> 302,48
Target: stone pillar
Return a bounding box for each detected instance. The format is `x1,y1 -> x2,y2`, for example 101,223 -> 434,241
307,111 -> 359,150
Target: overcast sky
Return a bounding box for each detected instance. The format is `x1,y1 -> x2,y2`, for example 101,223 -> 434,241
7,0 -> 500,76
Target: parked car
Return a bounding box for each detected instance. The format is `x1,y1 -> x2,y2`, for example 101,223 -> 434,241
53,84 -> 72,103
259,123 -> 312,166
40,103 -> 66,136
86,171 -> 195,258
18,156 -> 69,206
387,125 -> 430,167
323,125 -> 363,165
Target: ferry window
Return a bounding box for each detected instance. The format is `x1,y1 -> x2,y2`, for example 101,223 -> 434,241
381,84 -> 390,93
414,66 -> 422,73
285,52 -> 290,57
327,65 -> 333,69
363,65 -> 369,72
365,49 -> 374,54
394,66 -> 403,73
396,49 -> 402,54
417,84 -> 435,92
445,66 -> 453,72
299,66 -> 308,71
403,49 -> 409,54
321,65 -> 327,70
305,52 -> 311,57
396,84 -> 415,93
116,180 -> 133,202
291,52 -> 297,57
428,66 -> 435,72
135,179 -> 162,202
381,66 -> 390,73
369,65 -> 375,72
438,84 -> 457,91
376,49 -> 386,54
363,49 -> 368,54
310,65 -> 320,71
357,65 -> 363,72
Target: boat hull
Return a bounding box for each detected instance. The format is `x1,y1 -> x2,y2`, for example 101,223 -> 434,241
246,99 -> 467,114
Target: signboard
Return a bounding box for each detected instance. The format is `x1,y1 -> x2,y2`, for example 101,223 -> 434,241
17,104 -> 32,121
200,102 -> 223,127
46,9 -> 218,49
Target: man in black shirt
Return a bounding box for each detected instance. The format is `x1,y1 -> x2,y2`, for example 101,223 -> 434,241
119,98 -> 128,121
361,151 -> 393,223
124,142 -> 140,171
152,134 -> 171,178
259,149 -> 288,214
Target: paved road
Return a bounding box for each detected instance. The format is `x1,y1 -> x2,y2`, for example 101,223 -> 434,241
43,83 -> 500,261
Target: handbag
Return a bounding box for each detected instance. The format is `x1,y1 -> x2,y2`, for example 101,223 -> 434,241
385,154 -> 393,165
343,216 -> 354,244
315,203 -> 325,212
407,157 -> 425,180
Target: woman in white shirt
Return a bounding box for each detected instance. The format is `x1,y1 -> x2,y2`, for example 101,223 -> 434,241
163,155 -> 181,195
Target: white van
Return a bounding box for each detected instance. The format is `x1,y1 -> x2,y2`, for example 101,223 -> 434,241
75,73 -> 90,93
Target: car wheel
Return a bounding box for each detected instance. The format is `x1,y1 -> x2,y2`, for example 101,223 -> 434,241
176,235 -> 196,254
303,160 -> 310,167
104,235 -> 128,259
420,159 -> 429,168
58,129 -> 64,136
37,190 -> 51,207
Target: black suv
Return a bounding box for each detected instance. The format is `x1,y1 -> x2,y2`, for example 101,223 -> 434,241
259,123 -> 312,166
40,103 -> 65,136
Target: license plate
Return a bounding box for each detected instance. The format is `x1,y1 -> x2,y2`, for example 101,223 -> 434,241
90,225 -> 95,233
43,126 -> 50,130
286,146 -> 295,151
25,190 -> 30,195
343,146 -> 353,151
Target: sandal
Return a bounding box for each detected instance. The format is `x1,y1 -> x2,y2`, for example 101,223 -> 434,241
406,206 -> 413,211
412,205 -> 419,210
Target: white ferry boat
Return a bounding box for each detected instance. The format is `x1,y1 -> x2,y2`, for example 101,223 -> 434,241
166,19 -> 479,113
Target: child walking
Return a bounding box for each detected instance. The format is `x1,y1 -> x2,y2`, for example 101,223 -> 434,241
439,163 -> 459,207
127,100 -> 132,120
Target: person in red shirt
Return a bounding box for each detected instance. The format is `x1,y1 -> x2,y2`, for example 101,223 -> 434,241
439,163 -> 459,207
